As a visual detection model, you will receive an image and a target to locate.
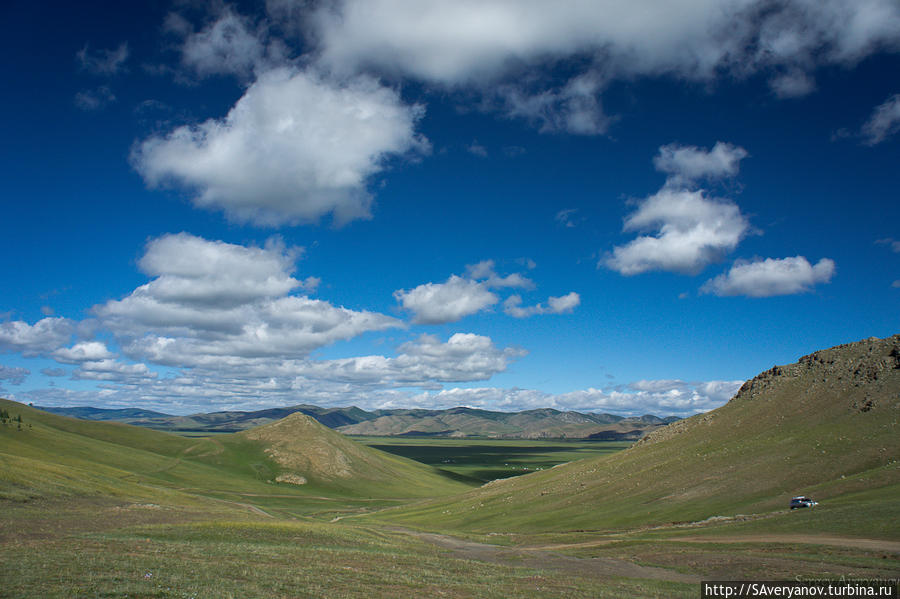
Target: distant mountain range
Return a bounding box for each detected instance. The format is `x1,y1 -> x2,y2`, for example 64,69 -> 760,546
34,404 -> 680,440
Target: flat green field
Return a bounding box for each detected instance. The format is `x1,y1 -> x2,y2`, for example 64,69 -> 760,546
351,436 -> 630,483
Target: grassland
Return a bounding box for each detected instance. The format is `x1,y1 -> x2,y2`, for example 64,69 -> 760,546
2,336 -> 899,597
370,337 -> 900,537
352,436 -> 630,483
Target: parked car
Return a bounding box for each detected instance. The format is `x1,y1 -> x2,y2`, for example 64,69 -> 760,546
790,496 -> 818,509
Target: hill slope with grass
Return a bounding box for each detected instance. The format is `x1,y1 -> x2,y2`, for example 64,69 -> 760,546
238,412 -> 468,497
378,335 -> 900,536
0,401 -> 466,505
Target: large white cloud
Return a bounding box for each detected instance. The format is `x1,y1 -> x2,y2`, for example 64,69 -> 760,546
606,188 -> 749,275
606,143 -> 750,275
133,67 -> 428,226
311,0 -> 900,88
0,318 -> 75,357
303,0 -> 900,135
701,256 -> 835,297
136,233 -> 303,308
95,234 -> 402,365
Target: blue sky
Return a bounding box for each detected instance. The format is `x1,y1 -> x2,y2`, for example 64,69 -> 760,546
1,0 -> 898,416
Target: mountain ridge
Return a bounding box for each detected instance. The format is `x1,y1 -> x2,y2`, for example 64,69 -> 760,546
35,403 -> 681,439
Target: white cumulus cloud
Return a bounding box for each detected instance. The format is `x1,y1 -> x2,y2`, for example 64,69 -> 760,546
310,0 -> 900,107
395,261 -> 544,324
53,341 -> 115,364
394,275 -> 499,325
0,318 -> 75,357
133,67 -> 428,226
95,234 -> 401,365
606,188 -> 749,276
503,292 -> 580,318
606,142 -> 750,276
701,256 -> 836,297
653,142 -> 748,186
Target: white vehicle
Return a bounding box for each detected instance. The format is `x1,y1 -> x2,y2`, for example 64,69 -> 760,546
790,496 -> 818,509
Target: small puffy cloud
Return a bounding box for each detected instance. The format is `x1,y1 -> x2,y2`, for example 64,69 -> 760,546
0,318 -> 75,356
74,86 -> 116,111
861,94 -> 900,145
653,142 -> 748,186
503,292 -> 580,318
180,9 -> 270,79
466,260 -> 534,288
76,43 -> 129,75
701,256 -> 835,297
395,275 -> 499,324
606,188 -> 749,275
0,365 -> 29,386
41,368 -> 67,377
893,280 -> 900,288
53,341 -> 115,364
133,67 -> 428,227
396,261 -> 537,324
72,359 -> 157,383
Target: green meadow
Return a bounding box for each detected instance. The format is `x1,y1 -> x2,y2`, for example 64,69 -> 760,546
351,436 -> 630,483
3,333 -> 899,599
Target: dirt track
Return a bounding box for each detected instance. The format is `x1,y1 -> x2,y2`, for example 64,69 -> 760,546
391,528 -> 700,583
672,534 -> 900,553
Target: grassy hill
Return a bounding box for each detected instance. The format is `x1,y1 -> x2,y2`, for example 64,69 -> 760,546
237,412 -> 469,497
375,335 -> 900,537
0,400 -> 467,507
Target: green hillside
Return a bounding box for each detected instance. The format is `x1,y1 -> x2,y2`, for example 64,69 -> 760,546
0,400 -> 466,507
237,412 -> 469,497
375,335 -> 900,537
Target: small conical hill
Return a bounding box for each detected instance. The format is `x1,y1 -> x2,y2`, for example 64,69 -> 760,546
239,412 -> 466,497
381,335 -> 900,534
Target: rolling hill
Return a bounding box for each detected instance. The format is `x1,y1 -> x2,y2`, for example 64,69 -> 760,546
36,403 -> 677,439
377,334 -> 900,536
0,400 -> 467,504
